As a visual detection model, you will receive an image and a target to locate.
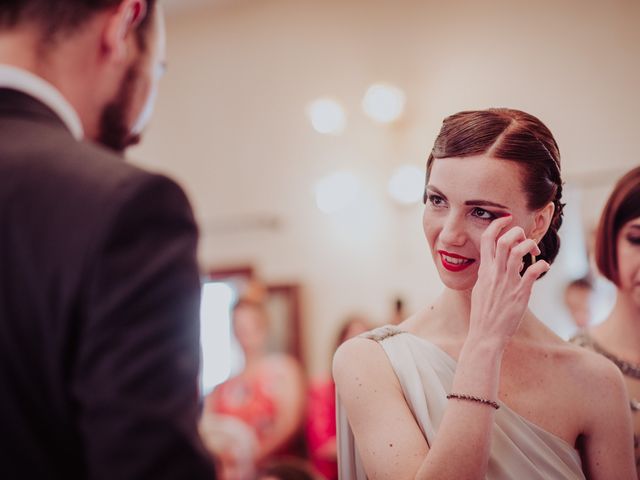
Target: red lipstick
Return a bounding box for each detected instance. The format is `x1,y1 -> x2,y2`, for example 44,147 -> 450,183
438,250 -> 476,272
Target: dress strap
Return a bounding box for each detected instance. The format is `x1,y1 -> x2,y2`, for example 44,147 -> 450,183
359,325 -> 405,343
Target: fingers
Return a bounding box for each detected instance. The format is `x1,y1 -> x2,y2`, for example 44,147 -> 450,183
480,215 -> 512,264
507,239 -> 541,276
494,226 -> 526,271
521,259 -> 550,295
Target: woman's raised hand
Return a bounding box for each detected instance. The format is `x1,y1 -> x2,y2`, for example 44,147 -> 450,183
469,215 -> 550,347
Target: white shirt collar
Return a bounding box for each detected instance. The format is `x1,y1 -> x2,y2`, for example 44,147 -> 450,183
0,64 -> 84,140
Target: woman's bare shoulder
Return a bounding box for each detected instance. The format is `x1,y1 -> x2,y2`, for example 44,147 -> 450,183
333,334 -> 388,373
529,320 -> 624,390
557,341 -> 627,411
561,341 -> 622,382
333,333 -> 401,394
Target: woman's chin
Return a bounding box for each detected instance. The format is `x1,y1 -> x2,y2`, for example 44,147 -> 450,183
437,269 -> 477,291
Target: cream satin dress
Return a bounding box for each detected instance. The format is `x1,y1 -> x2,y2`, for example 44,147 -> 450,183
337,326 -> 585,479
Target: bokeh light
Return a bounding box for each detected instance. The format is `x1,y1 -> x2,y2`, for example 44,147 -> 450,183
315,171 -> 361,214
388,165 -> 424,205
362,83 -> 406,124
307,98 -> 347,134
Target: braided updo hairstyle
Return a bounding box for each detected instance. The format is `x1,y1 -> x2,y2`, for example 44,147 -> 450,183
425,108 -> 565,274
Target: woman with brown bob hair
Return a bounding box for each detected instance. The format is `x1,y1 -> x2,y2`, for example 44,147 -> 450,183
334,108 -> 636,479
572,166 -> 640,476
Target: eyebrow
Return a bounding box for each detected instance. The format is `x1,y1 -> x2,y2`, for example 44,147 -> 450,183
426,185 -> 510,210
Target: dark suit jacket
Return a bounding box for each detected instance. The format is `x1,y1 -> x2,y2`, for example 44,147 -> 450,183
0,88 -> 217,479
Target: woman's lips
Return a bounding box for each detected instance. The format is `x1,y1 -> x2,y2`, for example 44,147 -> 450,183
438,250 -> 476,272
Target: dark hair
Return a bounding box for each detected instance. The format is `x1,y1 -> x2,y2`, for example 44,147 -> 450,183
0,0 -> 156,48
565,276 -> 593,292
595,166 -> 640,286
425,108 -> 565,271
232,297 -> 264,311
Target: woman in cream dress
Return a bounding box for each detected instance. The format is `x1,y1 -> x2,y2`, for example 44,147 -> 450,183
333,109 -> 636,479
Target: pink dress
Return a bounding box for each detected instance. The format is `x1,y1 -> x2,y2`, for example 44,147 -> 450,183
206,372 -> 278,445
305,379 -> 338,480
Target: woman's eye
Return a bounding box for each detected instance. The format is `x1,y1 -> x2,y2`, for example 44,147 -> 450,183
427,194 -> 445,207
627,235 -> 640,245
471,208 -> 496,221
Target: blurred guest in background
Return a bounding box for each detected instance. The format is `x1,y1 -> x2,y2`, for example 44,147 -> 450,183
205,297 -> 306,465
564,276 -> 594,333
199,413 -> 258,480
571,166 -> 640,476
0,0 -> 216,478
389,297 -> 406,325
305,314 -> 371,480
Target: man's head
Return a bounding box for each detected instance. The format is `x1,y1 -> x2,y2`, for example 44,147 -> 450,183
0,0 -> 165,152
564,277 -> 593,328
97,2 -> 166,151
0,1 -> 154,43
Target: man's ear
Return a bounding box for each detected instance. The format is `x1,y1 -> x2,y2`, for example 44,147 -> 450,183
531,201 -> 555,243
101,0 -> 148,62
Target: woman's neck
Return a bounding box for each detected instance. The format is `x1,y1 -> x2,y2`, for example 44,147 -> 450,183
242,349 -> 265,370
433,288 -> 473,334
593,291 -> 640,361
430,287 -> 538,341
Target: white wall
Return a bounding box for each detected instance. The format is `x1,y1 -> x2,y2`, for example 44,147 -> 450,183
131,0 -> 640,376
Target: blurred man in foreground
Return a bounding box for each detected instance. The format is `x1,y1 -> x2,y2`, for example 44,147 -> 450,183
0,1 -> 217,477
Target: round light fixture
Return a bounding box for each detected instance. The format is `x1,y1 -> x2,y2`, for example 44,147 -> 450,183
307,98 -> 347,135
388,165 -> 424,205
362,83 -> 406,124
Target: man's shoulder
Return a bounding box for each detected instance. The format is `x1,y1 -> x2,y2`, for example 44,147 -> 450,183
48,136 -> 157,197
3,122 -> 183,210
0,122 -> 193,248
56,142 -> 193,232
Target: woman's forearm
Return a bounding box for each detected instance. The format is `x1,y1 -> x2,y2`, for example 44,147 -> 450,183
415,338 -> 504,480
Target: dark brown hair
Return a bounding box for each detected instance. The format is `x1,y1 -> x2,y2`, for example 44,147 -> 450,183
0,0 -> 156,48
565,276 -> 593,294
425,108 -> 564,271
594,166 -> 640,285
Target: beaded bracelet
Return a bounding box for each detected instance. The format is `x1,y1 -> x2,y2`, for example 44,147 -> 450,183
446,393 -> 500,410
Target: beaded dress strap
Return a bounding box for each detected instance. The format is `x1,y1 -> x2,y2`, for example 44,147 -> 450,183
359,325 -> 405,343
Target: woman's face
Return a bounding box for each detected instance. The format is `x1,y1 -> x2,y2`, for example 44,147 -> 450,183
233,305 -> 268,353
616,216 -> 640,306
423,155 -> 539,291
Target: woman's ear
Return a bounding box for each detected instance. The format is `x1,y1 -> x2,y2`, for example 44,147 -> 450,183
530,201 -> 555,243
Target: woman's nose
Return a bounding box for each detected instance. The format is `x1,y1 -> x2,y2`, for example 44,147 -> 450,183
439,213 -> 467,247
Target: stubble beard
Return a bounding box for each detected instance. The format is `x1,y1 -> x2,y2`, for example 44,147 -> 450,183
97,63 -> 142,153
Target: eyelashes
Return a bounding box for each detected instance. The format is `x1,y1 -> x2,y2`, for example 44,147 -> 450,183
626,236 -> 640,245
426,193 -> 445,207
471,207 -> 496,221
426,194 -> 499,222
